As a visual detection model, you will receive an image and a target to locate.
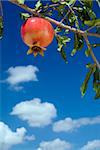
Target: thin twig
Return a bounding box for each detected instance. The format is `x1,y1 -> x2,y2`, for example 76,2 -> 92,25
44,3 -> 59,9
84,34 -> 100,70
0,0 -> 3,17
60,13 -> 68,23
87,32 -> 100,38
86,25 -> 96,32
37,3 -> 60,13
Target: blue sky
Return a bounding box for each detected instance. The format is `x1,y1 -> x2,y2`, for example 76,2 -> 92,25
0,1 -> 100,150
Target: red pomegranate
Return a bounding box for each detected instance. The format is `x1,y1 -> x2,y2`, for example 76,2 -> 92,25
21,17 -> 54,56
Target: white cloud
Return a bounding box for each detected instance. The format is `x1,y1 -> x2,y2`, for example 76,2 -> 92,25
37,138 -> 72,150
80,140 -> 100,150
0,121 -> 27,150
24,135 -> 35,141
53,116 -> 100,132
5,65 -> 39,91
11,98 -> 57,127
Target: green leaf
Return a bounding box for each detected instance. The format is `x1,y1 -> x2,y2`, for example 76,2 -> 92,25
95,88 -> 100,99
80,0 -> 93,8
56,35 -> 70,52
81,66 -> 96,96
86,63 -> 93,68
60,49 -> 68,63
20,13 -> 30,20
93,68 -> 99,81
35,0 -> 42,11
92,43 -> 100,48
85,49 -> 90,57
68,11 -> 79,28
84,19 -> 100,26
71,49 -> 77,56
93,68 -> 100,99
60,0 -> 76,6
55,27 -> 62,33
68,13 -> 75,23
56,5 -> 65,16
65,29 -> 69,34
67,0 -> 76,6
0,16 -> 3,39
71,33 -> 84,56
93,68 -> 100,92
88,9 -> 96,20
51,0 -> 59,3
17,0 -> 25,4
80,7 -> 90,22
56,34 -> 70,62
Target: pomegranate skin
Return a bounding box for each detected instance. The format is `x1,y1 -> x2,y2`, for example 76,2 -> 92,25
21,17 -> 54,47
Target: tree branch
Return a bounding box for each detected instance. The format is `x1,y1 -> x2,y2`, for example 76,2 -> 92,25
84,34 -> 100,70
9,0 -> 100,38
86,32 -> 100,38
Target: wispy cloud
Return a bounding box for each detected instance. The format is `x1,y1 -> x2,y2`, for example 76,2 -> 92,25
36,138 -> 72,150
24,135 -> 36,141
80,139 -> 100,150
11,98 -> 57,127
0,121 -> 26,150
53,116 -> 100,132
2,65 -> 39,91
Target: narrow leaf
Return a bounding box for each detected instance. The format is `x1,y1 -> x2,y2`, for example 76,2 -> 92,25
81,0 -> 93,8
61,0 -> 76,6
71,49 -> 77,56
71,33 -> 84,56
81,66 -> 96,96
17,0 -> 25,4
0,16 -> 3,39
84,19 -> 100,26
88,9 -> 96,20
20,13 -> 30,20
86,63 -> 92,68
51,0 -> 59,3
93,68 -> 100,98
85,49 -> 90,57
60,49 -> 68,63
35,0 -> 42,11
95,88 -> 100,99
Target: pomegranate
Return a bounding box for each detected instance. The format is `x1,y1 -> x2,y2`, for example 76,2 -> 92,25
21,17 -> 54,56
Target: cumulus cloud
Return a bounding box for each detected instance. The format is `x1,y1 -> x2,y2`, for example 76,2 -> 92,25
80,139 -> 100,150
4,65 -> 39,91
11,98 -> 57,127
37,138 -> 72,150
0,121 -> 27,150
24,135 -> 36,141
53,116 -> 100,132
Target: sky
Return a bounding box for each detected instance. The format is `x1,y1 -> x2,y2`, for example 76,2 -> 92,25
0,1 -> 100,150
